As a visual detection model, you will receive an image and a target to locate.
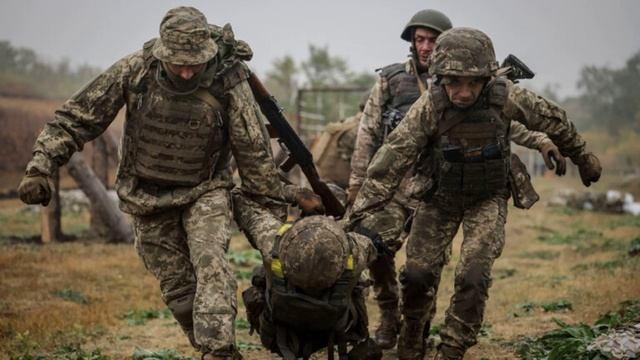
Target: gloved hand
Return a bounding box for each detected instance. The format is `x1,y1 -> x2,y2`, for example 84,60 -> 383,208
539,141 -> 566,176
294,187 -> 325,215
18,173 -> 52,206
347,185 -> 361,206
574,152 -> 602,187
353,225 -> 390,257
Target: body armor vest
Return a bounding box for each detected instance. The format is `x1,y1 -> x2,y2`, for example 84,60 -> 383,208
432,78 -> 511,198
379,61 -> 429,135
129,61 -> 227,187
312,115 -> 360,189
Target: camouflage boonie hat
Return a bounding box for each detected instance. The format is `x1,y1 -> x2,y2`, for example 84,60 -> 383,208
429,27 -> 499,78
152,6 -> 217,65
279,216 -> 349,292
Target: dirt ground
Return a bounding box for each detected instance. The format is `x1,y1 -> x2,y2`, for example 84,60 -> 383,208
1,175 -> 639,359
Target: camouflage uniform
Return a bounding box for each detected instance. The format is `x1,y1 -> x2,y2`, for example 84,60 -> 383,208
232,190 -> 381,359
351,27 -> 600,360
350,59 -> 554,346
313,112 -> 362,189
21,7 -> 285,358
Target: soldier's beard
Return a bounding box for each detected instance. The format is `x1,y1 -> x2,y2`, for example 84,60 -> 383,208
157,62 -> 205,95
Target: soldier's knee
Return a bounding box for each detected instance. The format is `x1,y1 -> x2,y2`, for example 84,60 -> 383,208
399,265 -> 436,291
458,262 -> 491,295
167,292 -> 195,330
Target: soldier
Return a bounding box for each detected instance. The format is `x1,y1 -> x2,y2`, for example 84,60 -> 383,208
233,186 -> 383,360
312,93 -> 369,190
16,7 -> 285,360
350,27 -> 602,359
348,9 -> 565,350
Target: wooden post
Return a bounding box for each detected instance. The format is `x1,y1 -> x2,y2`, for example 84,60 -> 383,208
67,153 -> 134,243
90,136 -> 109,237
41,169 -> 62,243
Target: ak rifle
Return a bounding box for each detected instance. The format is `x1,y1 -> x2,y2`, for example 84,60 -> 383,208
247,72 -> 346,218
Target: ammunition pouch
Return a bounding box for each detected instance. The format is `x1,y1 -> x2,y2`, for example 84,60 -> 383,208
508,153 -> 539,209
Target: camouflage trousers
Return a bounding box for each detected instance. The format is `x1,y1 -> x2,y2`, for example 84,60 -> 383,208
359,199 -> 408,312
132,188 -> 237,356
231,188 -> 282,261
401,192 -> 508,357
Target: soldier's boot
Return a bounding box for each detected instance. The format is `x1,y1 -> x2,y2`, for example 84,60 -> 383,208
374,307 -> 401,349
202,350 -> 243,360
397,318 -> 426,360
432,344 -> 463,360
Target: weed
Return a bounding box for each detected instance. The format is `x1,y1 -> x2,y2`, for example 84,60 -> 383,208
51,288 -> 90,305
53,344 -> 108,359
608,215 -> 640,228
226,250 -> 261,266
514,299 -> 640,359
119,308 -> 172,326
234,269 -> 253,281
572,256 -> 634,272
538,227 -> 602,245
518,250 -> 559,260
429,323 -> 441,336
131,347 -> 195,360
541,300 -> 573,312
235,318 -> 250,330
237,341 -> 263,350
629,237 -> 640,256
549,275 -> 570,286
478,323 -> 492,337
494,268 -> 517,280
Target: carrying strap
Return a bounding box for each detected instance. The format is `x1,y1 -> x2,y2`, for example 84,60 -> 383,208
409,58 -> 427,95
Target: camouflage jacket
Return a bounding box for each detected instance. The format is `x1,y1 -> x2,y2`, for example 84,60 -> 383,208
350,80 -> 588,218
348,59 -> 551,197
26,29 -> 285,216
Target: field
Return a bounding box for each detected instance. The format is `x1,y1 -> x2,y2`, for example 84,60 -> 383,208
0,173 -> 639,360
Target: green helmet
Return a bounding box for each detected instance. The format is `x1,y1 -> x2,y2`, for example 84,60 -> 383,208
400,9 -> 452,41
428,27 -> 499,78
279,216 -> 349,292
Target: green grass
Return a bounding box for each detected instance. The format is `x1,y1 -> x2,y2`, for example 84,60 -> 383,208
537,227 -> 602,245
541,300 -> 573,312
513,300 -> 640,359
51,288 -> 90,305
131,348 -> 196,360
518,250 -> 560,260
119,308 -> 172,326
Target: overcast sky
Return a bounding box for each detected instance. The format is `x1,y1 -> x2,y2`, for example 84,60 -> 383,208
1,0 -> 638,98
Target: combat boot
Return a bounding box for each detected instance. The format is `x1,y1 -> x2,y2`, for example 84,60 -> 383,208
374,308 -> 400,349
202,351 -> 243,360
432,344 -> 463,360
397,318 -> 425,360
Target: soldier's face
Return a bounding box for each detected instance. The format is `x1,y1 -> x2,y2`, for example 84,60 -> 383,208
443,76 -> 486,109
413,27 -> 439,68
165,63 -> 206,80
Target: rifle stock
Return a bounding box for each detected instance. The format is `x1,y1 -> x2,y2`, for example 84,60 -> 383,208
247,72 -> 346,218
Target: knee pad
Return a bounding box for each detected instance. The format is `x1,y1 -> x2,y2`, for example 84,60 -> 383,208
167,292 -> 195,331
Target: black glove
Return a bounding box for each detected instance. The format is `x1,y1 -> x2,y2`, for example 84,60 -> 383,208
18,173 -> 52,206
353,225 -> 388,256
574,152 -> 602,187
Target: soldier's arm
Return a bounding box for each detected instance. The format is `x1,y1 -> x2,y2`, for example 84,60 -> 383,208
227,79 -> 286,217
348,76 -> 388,196
509,121 -> 552,150
26,54 -> 135,176
504,82 -> 587,162
347,232 -> 379,275
350,92 -> 434,219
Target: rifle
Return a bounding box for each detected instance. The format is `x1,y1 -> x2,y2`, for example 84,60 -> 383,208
497,54 -> 535,83
247,72 -> 346,218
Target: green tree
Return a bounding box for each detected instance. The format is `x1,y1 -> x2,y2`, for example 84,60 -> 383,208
576,50 -> 640,133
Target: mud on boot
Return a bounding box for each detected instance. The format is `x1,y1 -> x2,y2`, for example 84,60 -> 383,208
374,308 -> 401,349
397,318 -> 426,360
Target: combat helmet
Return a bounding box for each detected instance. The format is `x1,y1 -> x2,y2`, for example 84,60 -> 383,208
429,27 -> 499,78
400,9 -> 452,41
152,6 -> 218,65
278,216 -> 351,293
